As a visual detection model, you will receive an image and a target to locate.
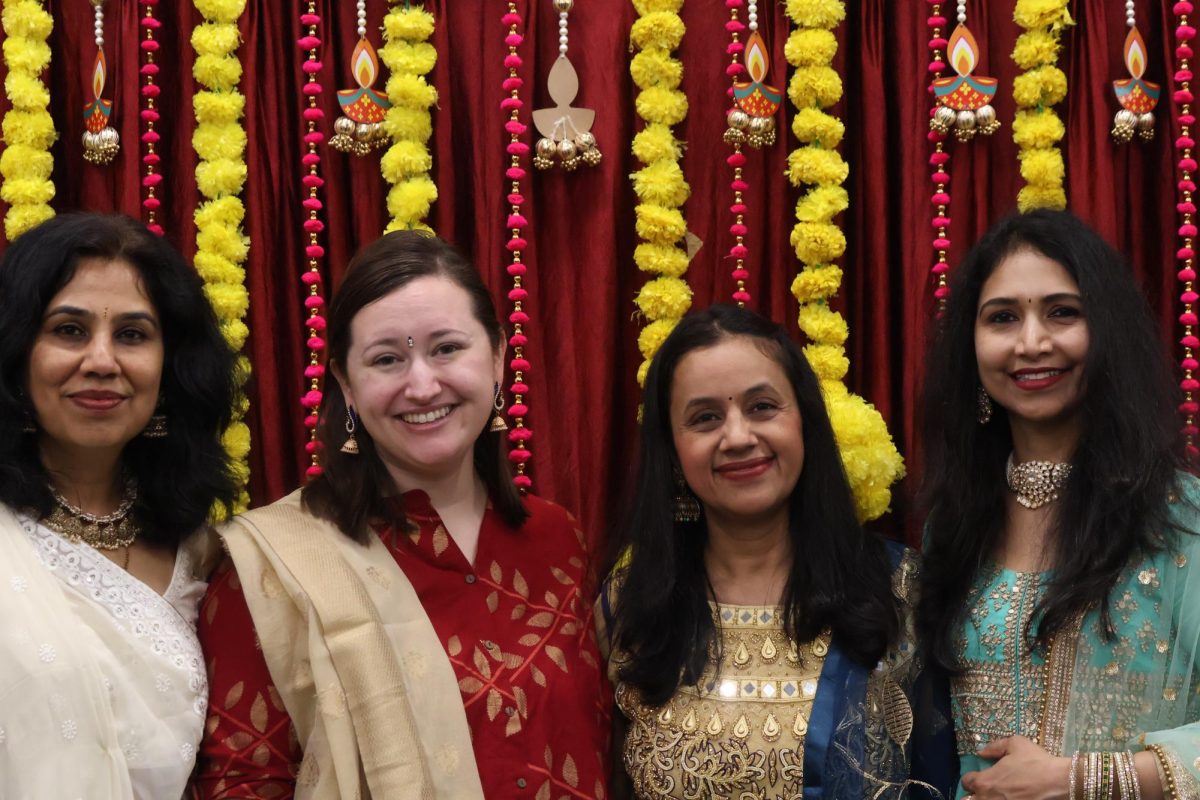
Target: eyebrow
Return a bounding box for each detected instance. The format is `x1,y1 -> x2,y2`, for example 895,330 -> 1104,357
682,382 -> 777,411
977,292 -> 1082,316
44,305 -> 160,328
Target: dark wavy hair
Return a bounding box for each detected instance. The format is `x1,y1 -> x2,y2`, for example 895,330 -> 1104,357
919,209 -> 1186,669
0,213 -> 237,545
608,305 -> 899,705
302,230 -> 527,541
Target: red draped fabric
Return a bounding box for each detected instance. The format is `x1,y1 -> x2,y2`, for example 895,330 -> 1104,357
0,1 -> 1186,544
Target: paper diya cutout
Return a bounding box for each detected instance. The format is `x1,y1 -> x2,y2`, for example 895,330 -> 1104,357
532,56 -> 601,171
930,25 -> 1000,142
724,32 -> 781,149
82,50 -> 120,165
1111,27 -> 1161,144
330,39 -> 392,156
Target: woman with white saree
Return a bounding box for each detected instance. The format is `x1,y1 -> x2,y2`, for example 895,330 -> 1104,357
0,213 -> 238,799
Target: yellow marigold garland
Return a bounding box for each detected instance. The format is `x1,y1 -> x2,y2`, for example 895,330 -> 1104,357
631,0 -> 692,386
380,3 -> 437,232
193,0 -> 250,514
786,0 -> 904,522
1,0 -> 56,240
1011,0 -> 1073,212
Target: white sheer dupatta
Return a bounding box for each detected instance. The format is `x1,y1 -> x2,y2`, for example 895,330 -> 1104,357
0,504 -> 207,800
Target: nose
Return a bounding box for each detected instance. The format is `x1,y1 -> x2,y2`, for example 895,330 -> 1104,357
81,335 -> 119,377
1014,315 -> 1051,357
404,356 -> 442,403
720,409 -> 757,451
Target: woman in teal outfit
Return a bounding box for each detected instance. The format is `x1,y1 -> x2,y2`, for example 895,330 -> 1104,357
920,209 -> 1200,800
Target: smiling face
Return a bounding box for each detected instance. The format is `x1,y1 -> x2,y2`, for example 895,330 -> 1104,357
669,335 -> 804,532
333,275 -> 504,491
974,247 -> 1090,439
27,258 -> 164,468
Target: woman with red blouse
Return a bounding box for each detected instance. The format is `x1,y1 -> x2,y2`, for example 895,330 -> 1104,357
192,231 -> 610,799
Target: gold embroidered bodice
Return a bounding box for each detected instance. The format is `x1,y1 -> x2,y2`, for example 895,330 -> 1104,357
616,604 -> 830,800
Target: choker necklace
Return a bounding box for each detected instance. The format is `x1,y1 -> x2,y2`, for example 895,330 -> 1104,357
1005,454 -> 1072,510
43,480 -> 139,553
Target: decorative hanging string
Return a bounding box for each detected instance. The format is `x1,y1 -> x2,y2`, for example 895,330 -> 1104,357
192,0 -> 252,514
926,1 -> 952,308
1011,0 -> 1072,212
501,2 -> 533,492
140,0 -> 163,234
786,0 -> 904,523
0,0 -> 56,240
629,0 -> 692,387
1175,2 -> 1199,459
297,2 -> 328,479
723,0 -> 751,305
82,0 -> 120,165
380,1 -> 437,232
1109,2 -> 1160,144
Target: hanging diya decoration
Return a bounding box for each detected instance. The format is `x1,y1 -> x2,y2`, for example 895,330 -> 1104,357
330,1 -> 391,156
83,0 -> 120,165
930,21 -> 1000,142
1111,24 -> 1160,143
533,0 -> 601,170
723,30 -> 782,149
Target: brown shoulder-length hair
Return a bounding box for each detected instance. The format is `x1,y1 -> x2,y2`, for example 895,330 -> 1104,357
301,230 -> 528,541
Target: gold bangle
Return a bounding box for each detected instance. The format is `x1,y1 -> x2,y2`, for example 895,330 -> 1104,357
1147,745 -> 1177,800
1069,751 -> 1081,800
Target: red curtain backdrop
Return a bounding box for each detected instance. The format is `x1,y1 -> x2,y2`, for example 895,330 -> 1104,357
0,1 -> 1186,547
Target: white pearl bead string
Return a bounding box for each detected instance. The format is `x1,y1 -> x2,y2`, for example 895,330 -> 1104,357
1126,0 -> 1136,29
747,0 -> 758,32
94,2 -> 105,48
356,0 -> 367,38
956,0 -> 967,26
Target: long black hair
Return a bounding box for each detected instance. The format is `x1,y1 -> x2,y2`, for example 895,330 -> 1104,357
302,229 -> 527,542
608,304 -> 899,705
919,209 -> 1185,669
0,213 -> 238,544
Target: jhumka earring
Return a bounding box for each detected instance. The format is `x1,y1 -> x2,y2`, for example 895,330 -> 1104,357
341,407 -> 360,454
141,412 -> 168,439
489,383 -> 509,433
82,0 -> 120,164
672,467 -> 701,523
976,386 -> 994,425
1109,6 -> 1159,144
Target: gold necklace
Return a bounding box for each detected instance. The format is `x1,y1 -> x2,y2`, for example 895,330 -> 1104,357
43,481 -> 140,552
1005,454 -> 1072,510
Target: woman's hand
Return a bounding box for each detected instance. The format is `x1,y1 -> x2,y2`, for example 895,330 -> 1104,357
959,736 -> 1072,800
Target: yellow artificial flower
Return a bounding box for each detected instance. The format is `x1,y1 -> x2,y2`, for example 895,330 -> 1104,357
382,106 -> 434,142
797,303 -> 849,346
791,222 -> 847,265
384,6 -> 435,42
633,0 -> 684,13
787,66 -> 842,110
632,124 -> 682,164
631,160 -> 690,207
220,318 -> 250,352
381,141 -> 433,182
4,72 -> 49,109
1,1 -> 53,40
1,37 -> 50,72
631,49 -> 683,90
636,87 -> 688,126
196,159 -> 248,197
787,147 -> 849,187
196,224 -> 249,262
194,252 -> 245,286
1012,65 -> 1067,107
1012,109 -> 1065,149
1017,182 -> 1067,212
378,41 -> 437,76
386,176 -> 439,228
784,28 -> 837,67
192,123 -> 247,162
790,265 -> 843,303
194,195 -> 245,227
1011,29 -> 1061,69
637,359 -> 652,387
803,343 -> 849,382
636,276 -> 693,321
192,91 -> 245,124
204,283 -> 250,321
0,145 -> 51,177
194,0 -> 244,25
785,0 -> 846,29
384,74 -> 438,109
634,243 -> 691,277
822,383 -> 905,522
1018,145 -> 1065,186
1013,0 -> 1073,31
791,107 -> 845,147
4,204 -> 54,240
631,12 -> 686,51
2,109 -> 56,148
193,55 -> 243,90
638,319 -> 676,360
795,185 -> 849,223
635,204 -> 687,243
191,22 -> 239,56
0,177 -> 54,206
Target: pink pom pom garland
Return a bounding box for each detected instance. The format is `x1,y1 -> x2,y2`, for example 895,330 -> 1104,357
725,0 -> 751,306
502,2 -> 533,492
1177,3 -> 1199,459
140,0 -> 163,235
927,1 -> 951,310
298,0 -> 328,478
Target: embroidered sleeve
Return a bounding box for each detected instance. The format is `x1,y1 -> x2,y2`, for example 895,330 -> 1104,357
192,559 -> 300,799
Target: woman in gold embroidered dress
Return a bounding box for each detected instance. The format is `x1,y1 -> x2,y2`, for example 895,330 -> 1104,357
599,305 -> 957,800
920,209 -> 1200,800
